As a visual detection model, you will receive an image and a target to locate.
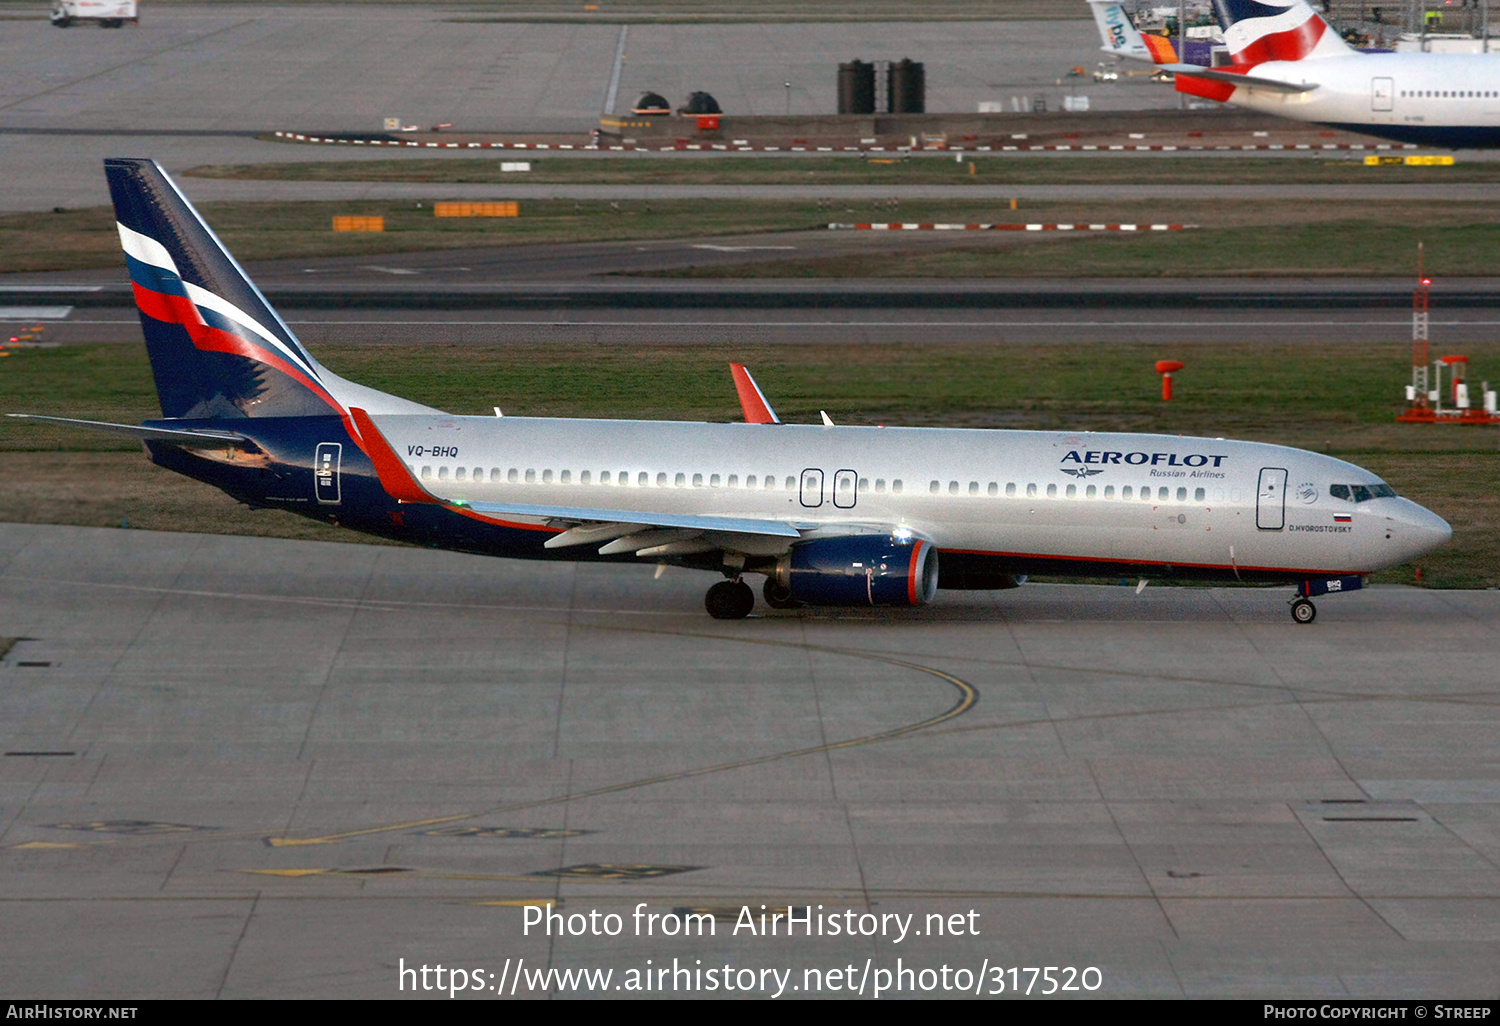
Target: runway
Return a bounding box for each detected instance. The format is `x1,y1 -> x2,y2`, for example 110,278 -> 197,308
1,522 -> 1497,997
9,244 -> 1500,344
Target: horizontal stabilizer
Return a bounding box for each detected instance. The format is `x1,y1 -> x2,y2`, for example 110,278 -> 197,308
7,414 -> 244,446
1172,67 -> 1318,93
460,500 -> 804,539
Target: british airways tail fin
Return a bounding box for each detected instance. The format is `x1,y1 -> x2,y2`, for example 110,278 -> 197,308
105,158 -> 437,420
1211,0 -> 1353,63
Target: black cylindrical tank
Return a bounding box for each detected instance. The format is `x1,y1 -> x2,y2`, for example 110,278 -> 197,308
837,60 -> 876,114
887,58 -> 925,114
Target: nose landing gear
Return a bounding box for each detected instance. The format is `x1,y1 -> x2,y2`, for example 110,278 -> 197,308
705,578 -> 755,620
1289,597 -> 1317,624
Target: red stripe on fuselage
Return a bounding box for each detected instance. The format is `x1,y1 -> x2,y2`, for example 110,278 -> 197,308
939,546 -> 1359,577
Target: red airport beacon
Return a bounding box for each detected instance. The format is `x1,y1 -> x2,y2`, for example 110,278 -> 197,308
1155,359 -> 1185,401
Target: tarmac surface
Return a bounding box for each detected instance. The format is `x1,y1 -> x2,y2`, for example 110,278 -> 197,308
1,522 -> 1498,998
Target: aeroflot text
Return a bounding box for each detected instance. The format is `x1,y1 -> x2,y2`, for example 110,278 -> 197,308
523,903 -> 980,943
1061,451 -> 1228,467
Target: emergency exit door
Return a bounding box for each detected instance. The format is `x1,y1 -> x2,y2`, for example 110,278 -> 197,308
1373,77 -> 1394,111
1257,467 -> 1287,530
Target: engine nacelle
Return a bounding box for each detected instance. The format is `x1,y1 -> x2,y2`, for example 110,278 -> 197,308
774,535 -> 939,607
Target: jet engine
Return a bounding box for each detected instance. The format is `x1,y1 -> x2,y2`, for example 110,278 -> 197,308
770,535 -> 938,607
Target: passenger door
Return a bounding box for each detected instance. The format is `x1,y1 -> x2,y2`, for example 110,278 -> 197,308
1372,77 -> 1394,112
1257,467 -> 1287,530
315,442 -> 342,504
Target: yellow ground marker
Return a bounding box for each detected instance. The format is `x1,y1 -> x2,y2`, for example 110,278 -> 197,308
332,216 -> 385,232
433,202 -> 517,218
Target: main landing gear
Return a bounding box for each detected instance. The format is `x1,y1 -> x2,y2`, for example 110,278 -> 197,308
705,579 -> 755,620
1289,598 -> 1317,625
762,577 -> 799,610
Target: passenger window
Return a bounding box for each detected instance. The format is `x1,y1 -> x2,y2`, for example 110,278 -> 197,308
1046,483 -> 1057,498
1066,484 -> 1076,498
421,465 -> 432,479
525,469 -> 536,483
1006,482 -> 1016,497
455,467 -> 466,481
1121,485 -> 1131,499
930,480 -> 940,494
1087,484 -> 1096,498
710,474 -> 720,487
1027,483 -> 1037,497
507,468 -> 518,483
875,479 -> 886,493
657,472 -> 668,486
1158,487 -> 1168,501
1176,487 -> 1187,501
746,475 -> 757,488
690,473 -> 701,487
786,477 -> 796,490
1142,489 -> 1152,501
542,469 -> 553,484
892,480 -> 903,494
1194,487 -> 1205,501
580,470 -> 591,485
560,470 -> 570,484
1104,485 -> 1114,499
438,466 -> 449,481
600,471 -> 610,484
859,477 -> 869,492
728,474 -> 738,487
949,481 -> 960,495
987,482 -> 998,496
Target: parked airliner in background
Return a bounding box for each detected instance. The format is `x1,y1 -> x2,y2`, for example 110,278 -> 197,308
1090,0 -> 1500,147
10,159 -> 1451,621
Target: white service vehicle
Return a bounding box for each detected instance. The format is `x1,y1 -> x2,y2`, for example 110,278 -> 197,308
51,0 -> 138,28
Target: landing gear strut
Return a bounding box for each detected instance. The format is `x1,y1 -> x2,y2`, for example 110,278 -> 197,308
705,579 -> 755,620
1290,598 -> 1316,624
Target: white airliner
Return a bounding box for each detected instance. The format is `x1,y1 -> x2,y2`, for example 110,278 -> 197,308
11,159 -> 1452,622
1089,0 -> 1500,147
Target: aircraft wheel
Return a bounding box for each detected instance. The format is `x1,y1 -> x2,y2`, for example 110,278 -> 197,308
1290,598 -> 1316,625
102,18 -> 121,27
53,17 -> 73,27
762,577 -> 799,610
706,580 -> 754,620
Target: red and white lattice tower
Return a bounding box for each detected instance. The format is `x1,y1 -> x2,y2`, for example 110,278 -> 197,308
1411,242 -> 1430,408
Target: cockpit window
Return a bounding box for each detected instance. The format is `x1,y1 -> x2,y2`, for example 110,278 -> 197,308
1330,483 -> 1396,502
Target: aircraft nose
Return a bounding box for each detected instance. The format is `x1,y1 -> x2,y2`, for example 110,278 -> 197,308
1387,498 -> 1452,562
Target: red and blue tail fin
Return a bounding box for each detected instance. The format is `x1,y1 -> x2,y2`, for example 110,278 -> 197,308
1211,0 -> 1352,64
105,158 -> 438,423
105,158 -> 346,420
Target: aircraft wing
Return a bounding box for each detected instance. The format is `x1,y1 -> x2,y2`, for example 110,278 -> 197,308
458,501 -> 804,540
7,414 -> 245,446
1169,66 -> 1318,93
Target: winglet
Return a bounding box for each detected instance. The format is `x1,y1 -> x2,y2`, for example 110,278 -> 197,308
348,406 -> 436,504
730,363 -> 780,424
